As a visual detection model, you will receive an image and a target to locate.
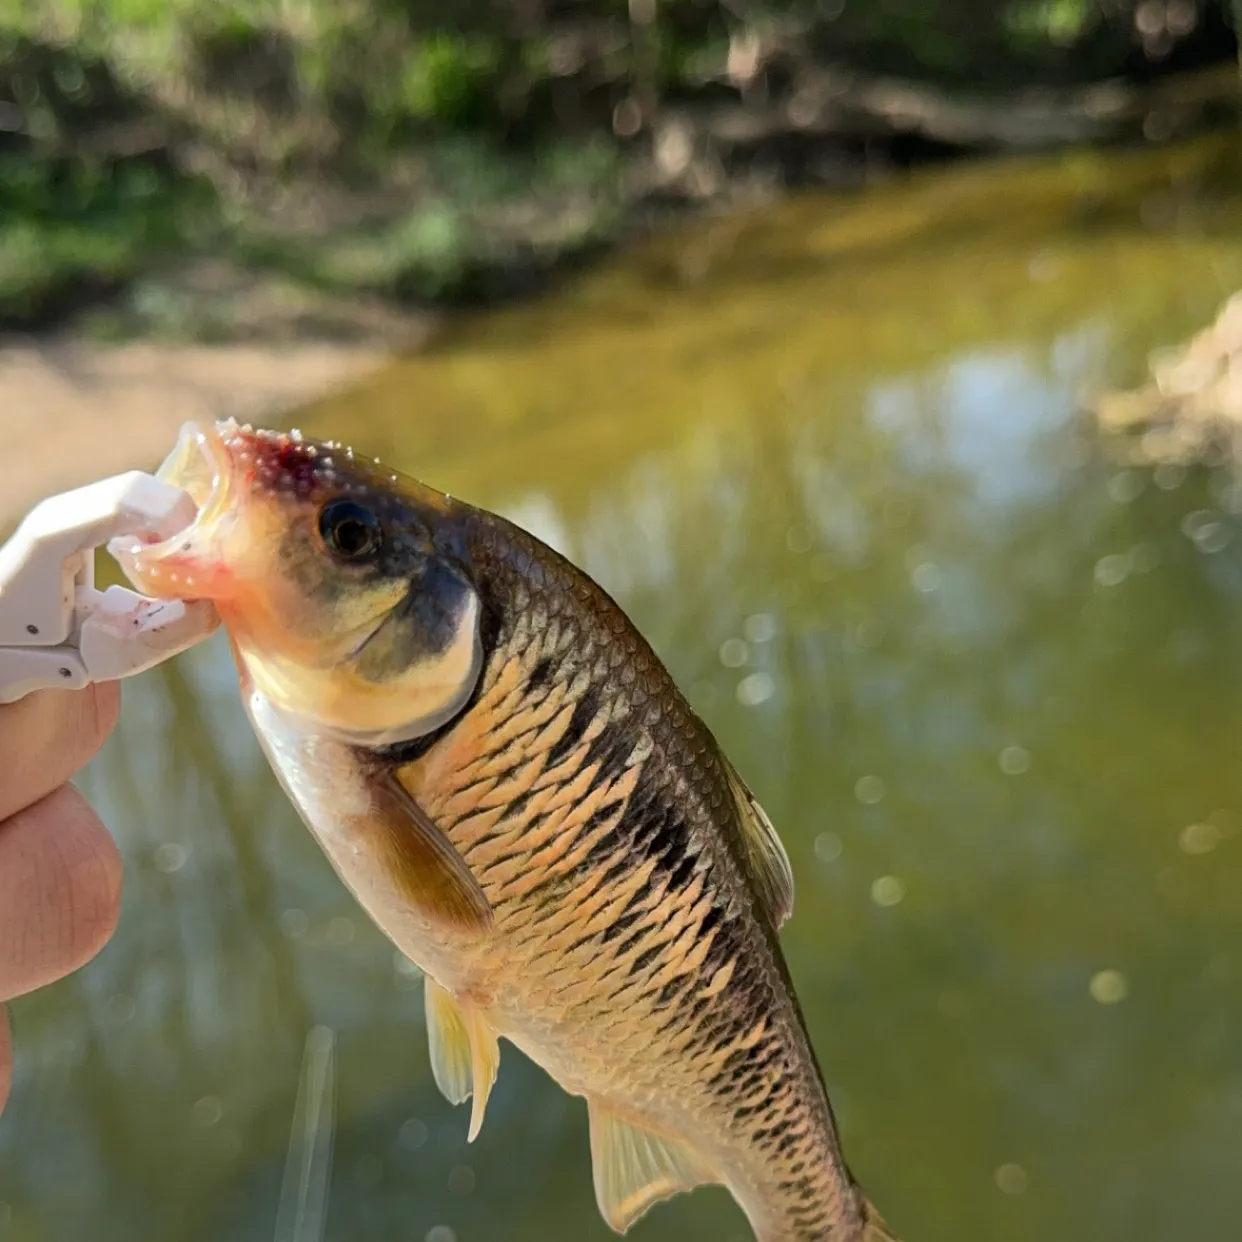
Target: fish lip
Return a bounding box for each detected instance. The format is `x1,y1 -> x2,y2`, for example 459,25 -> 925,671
107,419 -> 236,580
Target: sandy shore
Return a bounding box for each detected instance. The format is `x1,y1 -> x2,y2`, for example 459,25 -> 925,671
0,333 -> 411,529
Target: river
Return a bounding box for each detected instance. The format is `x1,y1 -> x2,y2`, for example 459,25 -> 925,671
4,130 -> 1242,1242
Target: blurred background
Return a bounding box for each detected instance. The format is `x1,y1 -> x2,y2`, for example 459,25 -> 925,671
5,3 -> 1242,1241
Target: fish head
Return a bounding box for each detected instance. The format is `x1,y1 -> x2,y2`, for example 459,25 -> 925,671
111,419 -> 483,746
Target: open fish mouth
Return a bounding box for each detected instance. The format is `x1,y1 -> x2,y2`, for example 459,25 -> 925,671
155,419 -> 235,510
108,419 -> 238,597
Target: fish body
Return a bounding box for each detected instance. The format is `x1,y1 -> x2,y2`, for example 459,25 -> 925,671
113,420 -> 900,1242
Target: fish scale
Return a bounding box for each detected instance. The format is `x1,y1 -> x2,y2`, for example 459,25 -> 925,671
392,513 -> 882,1240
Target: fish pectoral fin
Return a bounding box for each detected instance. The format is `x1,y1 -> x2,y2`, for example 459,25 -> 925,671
366,769 -> 493,936
722,759 -> 795,929
424,976 -> 500,1143
587,1104 -> 715,1234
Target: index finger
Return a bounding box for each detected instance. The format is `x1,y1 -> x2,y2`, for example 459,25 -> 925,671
0,683 -> 120,821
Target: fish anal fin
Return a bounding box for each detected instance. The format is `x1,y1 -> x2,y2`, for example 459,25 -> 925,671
859,1192 -> 904,1241
722,760 -> 795,929
587,1103 -> 715,1233
364,768 -> 493,936
424,976 -> 500,1143
465,1008 -> 500,1143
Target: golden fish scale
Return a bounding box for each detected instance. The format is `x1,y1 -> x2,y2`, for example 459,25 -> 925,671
395,513 -> 871,1241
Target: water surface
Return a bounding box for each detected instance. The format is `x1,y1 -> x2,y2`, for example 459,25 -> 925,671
6,133 -> 1242,1242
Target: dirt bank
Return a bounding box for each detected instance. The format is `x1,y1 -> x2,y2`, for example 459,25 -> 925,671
0,332 -> 419,529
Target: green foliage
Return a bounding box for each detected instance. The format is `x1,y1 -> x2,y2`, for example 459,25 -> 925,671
1005,0 -> 1097,46
0,152 -> 211,324
301,135 -> 621,304
0,0 -> 1235,328
399,32 -> 503,127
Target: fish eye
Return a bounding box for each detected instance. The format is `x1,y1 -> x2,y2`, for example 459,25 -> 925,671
319,498 -> 383,561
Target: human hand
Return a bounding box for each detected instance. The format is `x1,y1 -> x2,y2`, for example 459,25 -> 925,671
0,684 -> 122,1118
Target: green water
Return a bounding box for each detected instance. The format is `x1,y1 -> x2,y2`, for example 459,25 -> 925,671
6,132 -> 1242,1242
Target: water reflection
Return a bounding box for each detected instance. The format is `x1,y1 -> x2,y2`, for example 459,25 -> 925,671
6,135 -> 1242,1241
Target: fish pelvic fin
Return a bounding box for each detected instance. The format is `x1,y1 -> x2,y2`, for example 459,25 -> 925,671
424,976 -> 500,1142
587,1103 -> 717,1234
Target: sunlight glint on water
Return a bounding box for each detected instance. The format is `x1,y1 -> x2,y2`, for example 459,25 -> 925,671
274,1027 -> 337,1242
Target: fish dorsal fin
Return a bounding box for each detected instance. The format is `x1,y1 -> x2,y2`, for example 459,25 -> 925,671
587,1103 -> 715,1233
366,769 -> 493,936
722,759 -> 795,929
424,976 -> 500,1142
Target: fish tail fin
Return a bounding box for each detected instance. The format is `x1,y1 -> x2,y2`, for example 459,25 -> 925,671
858,1191 -> 903,1242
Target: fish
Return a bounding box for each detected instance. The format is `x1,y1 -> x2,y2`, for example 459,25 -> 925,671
111,418 -> 902,1242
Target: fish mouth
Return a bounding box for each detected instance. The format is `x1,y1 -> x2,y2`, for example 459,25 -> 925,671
109,419 -> 239,599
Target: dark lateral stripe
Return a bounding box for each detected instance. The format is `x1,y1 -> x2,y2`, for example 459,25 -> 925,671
700,929 -> 731,979
662,853 -> 697,892
545,685 -> 602,768
526,654 -> 557,692
697,904 -> 723,940
582,715 -> 634,786
653,975 -> 688,1008
638,805 -> 691,873
630,943 -> 662,974
610,766 -> 696,890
